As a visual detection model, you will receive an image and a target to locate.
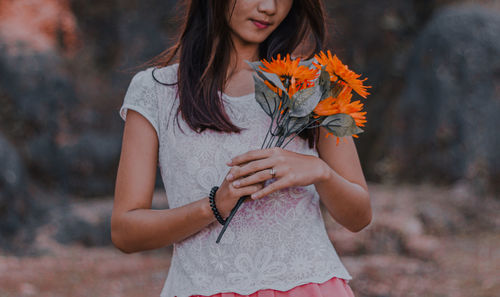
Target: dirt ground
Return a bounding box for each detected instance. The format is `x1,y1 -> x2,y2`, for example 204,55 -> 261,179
0,182 -> 499,297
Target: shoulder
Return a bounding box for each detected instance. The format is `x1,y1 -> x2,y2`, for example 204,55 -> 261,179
128,63 -> 179,89
148,62 -> 179,87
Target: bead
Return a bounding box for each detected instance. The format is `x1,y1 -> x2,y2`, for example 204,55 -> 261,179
209,185 -> 225,225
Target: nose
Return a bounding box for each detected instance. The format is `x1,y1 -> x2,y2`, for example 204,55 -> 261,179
257,0 -> 277,15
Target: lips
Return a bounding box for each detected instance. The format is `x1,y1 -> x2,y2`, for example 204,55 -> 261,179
252,19 -> 270,25
251,19 -> 270,29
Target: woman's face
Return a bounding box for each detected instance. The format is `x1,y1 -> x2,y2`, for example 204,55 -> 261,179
226,0 -> 294,45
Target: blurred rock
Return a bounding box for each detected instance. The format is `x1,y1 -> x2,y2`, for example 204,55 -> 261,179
0,48 -> 125,196
0,132 -> 47,253
326,1 -> 500,197
0,0 -> 173,199
386,4 -> 500,195
0,133 -> 26,193
364,223 -> 407,255
405,234 -> 440,260
324,0 -> 446,182
49,197 -> 114,247
417,181 -> 500,234
416,201 -> 467,235
327,182 -> 498,264
54,215 -> 111,247
0,48 -> 78,192
359,214 -> 440,260
26,131 -> 123,197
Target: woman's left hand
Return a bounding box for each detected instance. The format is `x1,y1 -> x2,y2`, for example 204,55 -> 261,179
225,147 -> 329,200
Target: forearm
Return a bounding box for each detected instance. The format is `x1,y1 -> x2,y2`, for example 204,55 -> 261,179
314,163 -> 371,232
111,196 -> 216,253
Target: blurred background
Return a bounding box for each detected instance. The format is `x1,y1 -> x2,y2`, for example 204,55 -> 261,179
0,0 -> 499,296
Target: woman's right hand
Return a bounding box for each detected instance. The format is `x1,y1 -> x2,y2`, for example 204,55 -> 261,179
214,162 -> 264,218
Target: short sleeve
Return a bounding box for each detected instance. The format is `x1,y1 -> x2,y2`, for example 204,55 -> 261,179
119,67 -> 160,137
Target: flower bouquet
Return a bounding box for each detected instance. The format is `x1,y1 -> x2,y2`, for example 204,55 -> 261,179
216,50 -> 371,243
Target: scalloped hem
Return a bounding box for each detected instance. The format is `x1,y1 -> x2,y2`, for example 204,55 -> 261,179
188,276 -> 355,297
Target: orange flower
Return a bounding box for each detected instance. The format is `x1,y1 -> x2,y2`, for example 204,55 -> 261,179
313,50 -> 371,99
264,79 -> 281,96
313,86 -> 367,127
259,53 -> 319,97
291,79 -> 316,96
313,85 -> 367,145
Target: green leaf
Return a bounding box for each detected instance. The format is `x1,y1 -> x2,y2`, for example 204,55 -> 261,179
318,65 -> 331,101
321,113 -> 361,137
245,60 -> 269,83
286,115 -> 311,134
253,74 -> 280,117
260,72 -> 288,94
329,81 -> 345,98
289,85 -> 321,117
354,126 -> 364,134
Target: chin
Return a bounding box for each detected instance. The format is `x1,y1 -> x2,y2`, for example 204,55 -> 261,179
232,29 -> 269,45
241,33 -> 268,44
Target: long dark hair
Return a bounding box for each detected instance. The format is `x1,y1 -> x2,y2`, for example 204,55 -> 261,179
141,0 -> 330,149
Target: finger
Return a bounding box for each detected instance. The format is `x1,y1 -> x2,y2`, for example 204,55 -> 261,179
236,184 -> 261,200
248,184 -> 264,198
231,159 -> 273,183
243,184 -> 262,203
251,177 -> 291,200
232,167 -> 274,189
227,148 -> 275,166
225,161 -> 253,182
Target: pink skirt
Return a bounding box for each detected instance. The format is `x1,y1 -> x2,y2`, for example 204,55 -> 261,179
190,276 -> 355,297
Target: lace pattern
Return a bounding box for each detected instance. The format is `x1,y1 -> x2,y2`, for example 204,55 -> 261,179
118,63 -> 353,297
119,68 -> 161,138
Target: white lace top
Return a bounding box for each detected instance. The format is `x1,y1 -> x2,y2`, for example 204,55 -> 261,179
118,63 -> 353,297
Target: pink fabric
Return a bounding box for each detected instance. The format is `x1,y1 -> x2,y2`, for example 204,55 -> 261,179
189,276 -> 355,297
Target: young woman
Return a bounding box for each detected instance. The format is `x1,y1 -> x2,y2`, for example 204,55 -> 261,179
112,0 -> 371,296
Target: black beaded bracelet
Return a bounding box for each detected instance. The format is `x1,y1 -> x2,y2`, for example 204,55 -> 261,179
209,186 -> 226,225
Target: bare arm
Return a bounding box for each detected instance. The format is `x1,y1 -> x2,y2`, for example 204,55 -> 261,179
314,126 -> 372,233
111,110 -> 217,254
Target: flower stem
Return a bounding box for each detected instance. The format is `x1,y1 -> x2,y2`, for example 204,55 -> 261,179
282,119 -> 319,149
216,82 -> 294,243
216,195 -> 249,243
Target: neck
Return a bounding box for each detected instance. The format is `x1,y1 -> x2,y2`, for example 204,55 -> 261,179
228,35 -> 260,78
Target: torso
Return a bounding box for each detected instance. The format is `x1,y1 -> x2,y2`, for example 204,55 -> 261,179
151,63 -> 352,297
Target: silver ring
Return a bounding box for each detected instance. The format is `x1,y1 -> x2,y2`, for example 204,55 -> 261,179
269,167 -> 276,178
